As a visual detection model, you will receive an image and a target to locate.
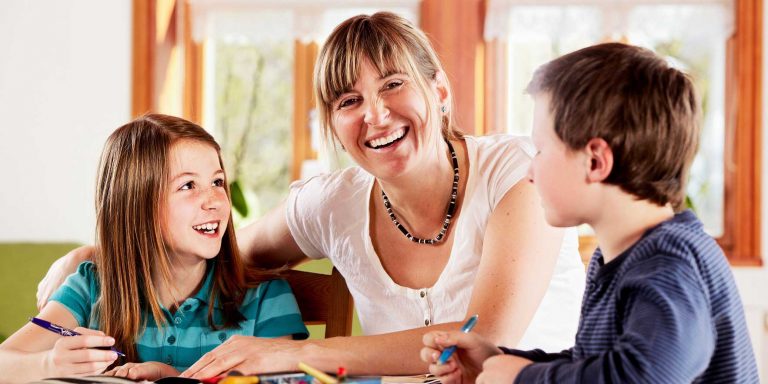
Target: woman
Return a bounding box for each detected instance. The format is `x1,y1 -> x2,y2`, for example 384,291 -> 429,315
37,12 -> 585,377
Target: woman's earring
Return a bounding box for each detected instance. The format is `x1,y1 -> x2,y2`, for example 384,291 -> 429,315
440,105 -> 447,113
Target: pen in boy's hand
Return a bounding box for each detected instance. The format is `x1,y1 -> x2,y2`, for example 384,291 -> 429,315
438,314 -> 478,365
29,317 -> 125,357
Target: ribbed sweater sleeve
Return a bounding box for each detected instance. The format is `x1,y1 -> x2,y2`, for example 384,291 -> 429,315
512,256 -> 715,384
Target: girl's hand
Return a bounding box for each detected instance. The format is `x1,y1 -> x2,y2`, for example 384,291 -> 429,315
476,354 -> 532,383
105,361 -> 180,380
43,327 -> 119,377
420,330 -> 502,384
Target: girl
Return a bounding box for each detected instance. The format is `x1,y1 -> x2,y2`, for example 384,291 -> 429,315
0,114 -> 308,381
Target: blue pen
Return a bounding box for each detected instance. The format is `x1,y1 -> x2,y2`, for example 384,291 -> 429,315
438,314 -> 478,365
29,317 -> 125,357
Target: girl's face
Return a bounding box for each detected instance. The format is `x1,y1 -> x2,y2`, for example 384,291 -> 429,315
162,139 -> 230,263
331,60 -> 447,180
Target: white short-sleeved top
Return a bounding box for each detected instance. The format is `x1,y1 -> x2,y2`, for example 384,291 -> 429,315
286,135 -> 585,351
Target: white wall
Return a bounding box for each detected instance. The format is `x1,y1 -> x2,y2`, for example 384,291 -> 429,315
0,0 -> 766,377
0,0 -> 131,244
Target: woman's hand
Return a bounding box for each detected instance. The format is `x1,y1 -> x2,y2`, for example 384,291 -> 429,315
421,330 -> 502,384
181,336 -> 302,378
105,361 -> 180,380
37,245 -> 94,310
42,327 -> 119,377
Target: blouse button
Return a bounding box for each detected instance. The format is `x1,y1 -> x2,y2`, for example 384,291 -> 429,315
174,317 -> 182,325
167,335 -> 176,345
218,332 -> 227,342
424,319 -> 430,326
165,355 -> 173,365
183,304 -> 191,311
420,291 -> 426,298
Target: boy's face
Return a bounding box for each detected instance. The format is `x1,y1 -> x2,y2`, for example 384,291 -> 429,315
528,93 -> 590,227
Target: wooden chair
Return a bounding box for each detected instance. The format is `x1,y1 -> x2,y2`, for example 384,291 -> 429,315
282,268 -> 354,338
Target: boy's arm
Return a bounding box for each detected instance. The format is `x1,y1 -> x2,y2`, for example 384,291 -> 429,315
499,346 -> 572,363
509,258 -> 714,384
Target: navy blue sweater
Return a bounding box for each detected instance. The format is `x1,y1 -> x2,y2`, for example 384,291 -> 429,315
504,210 -> 758,383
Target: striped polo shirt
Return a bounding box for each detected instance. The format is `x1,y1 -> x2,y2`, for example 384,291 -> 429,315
504,210 -> 759,383
50,261 -> 309,371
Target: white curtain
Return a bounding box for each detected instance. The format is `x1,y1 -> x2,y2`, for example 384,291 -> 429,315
188,0 -> 420,44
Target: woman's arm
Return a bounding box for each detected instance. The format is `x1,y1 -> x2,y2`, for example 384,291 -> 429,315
183,181 -> 566,377
0,302 -> 118,383
466,180 -> 563,345
234,201 -> 309,269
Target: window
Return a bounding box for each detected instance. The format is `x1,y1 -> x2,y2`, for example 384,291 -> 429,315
483,0 -> 761,265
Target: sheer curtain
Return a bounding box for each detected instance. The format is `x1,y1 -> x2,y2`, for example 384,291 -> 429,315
484,0 -> 733,236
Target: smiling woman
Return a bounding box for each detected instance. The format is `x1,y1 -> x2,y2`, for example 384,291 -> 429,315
35,12 -> 587,378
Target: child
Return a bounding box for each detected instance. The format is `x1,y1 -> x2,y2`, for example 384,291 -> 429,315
0,114 -> 309,381
421,43 -> 759,383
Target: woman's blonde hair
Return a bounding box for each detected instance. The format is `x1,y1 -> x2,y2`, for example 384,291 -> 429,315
314,12 -> 462,146
94,114 -> 265,362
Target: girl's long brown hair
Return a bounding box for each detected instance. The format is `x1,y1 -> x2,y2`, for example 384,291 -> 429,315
94,114 -> 269,362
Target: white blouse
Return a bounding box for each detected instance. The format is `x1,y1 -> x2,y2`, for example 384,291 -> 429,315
285,135 -> 585,351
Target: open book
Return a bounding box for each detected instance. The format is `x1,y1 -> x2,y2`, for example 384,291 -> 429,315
30,373 -> 438,384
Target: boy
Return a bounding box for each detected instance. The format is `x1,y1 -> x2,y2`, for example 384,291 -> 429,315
421,43 -> 759,383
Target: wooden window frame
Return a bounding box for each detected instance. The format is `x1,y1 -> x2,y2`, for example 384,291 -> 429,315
135,0 -> 761,265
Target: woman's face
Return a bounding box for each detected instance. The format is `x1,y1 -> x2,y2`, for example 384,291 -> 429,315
331,60 -> 447,180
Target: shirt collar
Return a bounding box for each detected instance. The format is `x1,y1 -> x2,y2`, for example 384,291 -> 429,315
192,259 -> 216,305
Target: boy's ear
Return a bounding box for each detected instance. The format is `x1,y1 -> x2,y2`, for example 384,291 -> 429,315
584,138 -> 613,183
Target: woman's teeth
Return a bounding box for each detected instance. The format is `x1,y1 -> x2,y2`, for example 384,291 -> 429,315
193,222 -> 219,234
368,129 -> 405,149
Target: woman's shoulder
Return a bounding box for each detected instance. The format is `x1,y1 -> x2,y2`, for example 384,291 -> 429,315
465,134 -> 536,159
289,166 -> 371,196
287,166 -> 372,216
464,134 -> 536,188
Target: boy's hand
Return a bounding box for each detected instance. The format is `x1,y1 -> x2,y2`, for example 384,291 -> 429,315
105,361 -> 180,380
420,330 -> 502,384
43,327 -> 119,377
476,354 -> 532,383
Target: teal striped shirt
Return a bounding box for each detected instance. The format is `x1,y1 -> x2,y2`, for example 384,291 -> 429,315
50,261 -> 309,371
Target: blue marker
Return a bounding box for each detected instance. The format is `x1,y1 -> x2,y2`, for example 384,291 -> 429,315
29,317 -> 125,357
438,314 -> 478,364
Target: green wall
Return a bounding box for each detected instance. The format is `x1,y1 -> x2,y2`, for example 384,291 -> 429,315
0,243 -> 80,342
0,243 -> 361,342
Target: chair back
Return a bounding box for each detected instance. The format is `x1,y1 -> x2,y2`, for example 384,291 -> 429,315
282,268 -> 354,338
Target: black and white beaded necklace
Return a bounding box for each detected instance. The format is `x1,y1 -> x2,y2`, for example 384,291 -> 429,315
380,140 -> 459,245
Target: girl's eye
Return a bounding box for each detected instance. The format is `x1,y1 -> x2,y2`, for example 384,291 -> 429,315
213,178 -> 225,187
337,97 -> 360,110
180,181 -> 194,191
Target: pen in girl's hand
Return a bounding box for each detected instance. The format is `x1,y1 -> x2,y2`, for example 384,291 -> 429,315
438,315 -> 478,365
29,317 -> 125,357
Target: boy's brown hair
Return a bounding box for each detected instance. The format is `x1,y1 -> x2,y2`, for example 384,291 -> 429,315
526,42 -> 700,210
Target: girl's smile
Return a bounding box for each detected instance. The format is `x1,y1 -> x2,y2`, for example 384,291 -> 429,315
164,139 -> 230,262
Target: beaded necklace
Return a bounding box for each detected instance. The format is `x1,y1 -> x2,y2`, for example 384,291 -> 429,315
380,140 -> 459,245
